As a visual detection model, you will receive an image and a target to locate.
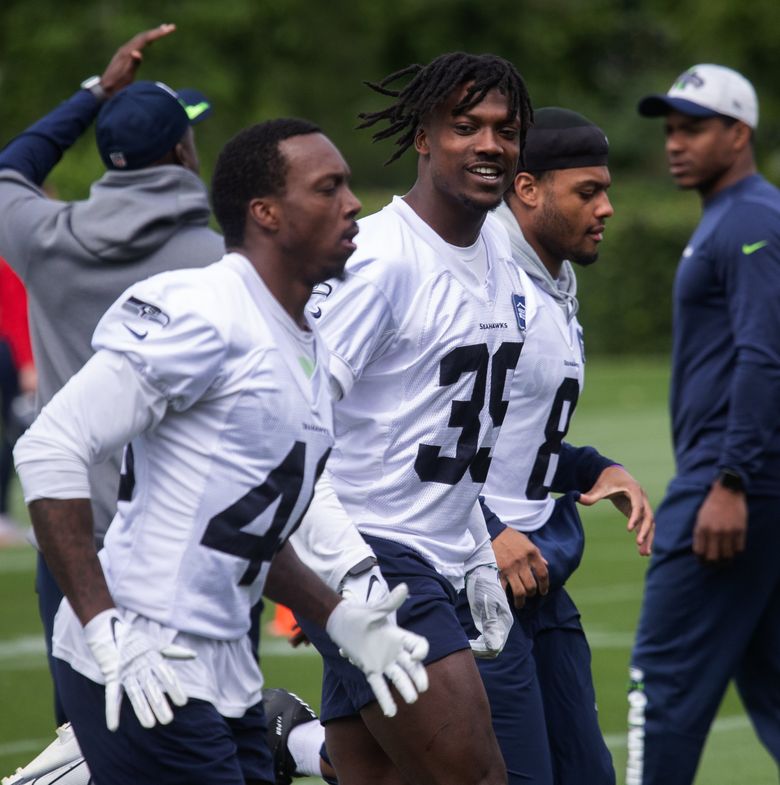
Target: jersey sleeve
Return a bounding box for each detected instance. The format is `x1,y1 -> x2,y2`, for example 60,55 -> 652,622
14,350 -> 167,502
92,275 -> 228,412
551,443 -> 618,494
713,204 -> 780,485
289,471 -> 376,590
310,270 -> 399,398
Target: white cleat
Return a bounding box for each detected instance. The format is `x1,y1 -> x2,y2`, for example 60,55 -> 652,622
2,724 -> 91,785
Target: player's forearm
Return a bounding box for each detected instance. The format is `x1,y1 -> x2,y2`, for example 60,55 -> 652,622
264,540 -> 341,628
289,472 -> 375,590
29,498 -> 114,624
551,441 -> 617,493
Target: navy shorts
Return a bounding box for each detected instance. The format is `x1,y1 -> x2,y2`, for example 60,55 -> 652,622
296,534 -> 471,722
55,659 -> 274,785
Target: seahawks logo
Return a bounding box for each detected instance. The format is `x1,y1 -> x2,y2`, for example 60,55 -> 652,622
121,296 -> 170,326
308,282 -> 333,319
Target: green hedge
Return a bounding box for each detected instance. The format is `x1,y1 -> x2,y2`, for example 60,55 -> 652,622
575,177 -> 701,355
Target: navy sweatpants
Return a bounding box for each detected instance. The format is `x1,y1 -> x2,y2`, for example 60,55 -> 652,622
458,493 -> 615,785
629,480 -> 780,785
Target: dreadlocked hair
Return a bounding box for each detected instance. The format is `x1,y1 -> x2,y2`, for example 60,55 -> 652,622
357,52 -> 533,164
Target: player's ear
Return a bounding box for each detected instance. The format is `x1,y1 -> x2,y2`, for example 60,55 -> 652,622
414,125 -> 430,156
732,120 -> 753,153
512,172 -> 539,208
247,197 -> 280,233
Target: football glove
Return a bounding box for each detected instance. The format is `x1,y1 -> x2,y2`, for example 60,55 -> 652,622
326,583 -> 429,718
465,563 -> 513,658
83,609 -> 195,731
338,560 -> 392,617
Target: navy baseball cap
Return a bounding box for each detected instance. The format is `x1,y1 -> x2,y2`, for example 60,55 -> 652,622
96,80 -> 213,170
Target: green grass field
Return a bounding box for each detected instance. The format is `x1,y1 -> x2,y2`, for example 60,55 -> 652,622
1,356 -> 776,784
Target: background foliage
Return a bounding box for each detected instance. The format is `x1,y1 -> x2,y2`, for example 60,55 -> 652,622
2,0 -> 780,353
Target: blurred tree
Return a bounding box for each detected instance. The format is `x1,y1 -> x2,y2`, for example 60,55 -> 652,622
1,0 -> 779,353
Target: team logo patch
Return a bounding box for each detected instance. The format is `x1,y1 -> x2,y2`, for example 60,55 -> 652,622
511,293 -> 526,336
674,69 -> 704,91
122,296 -> 170,326
308,282 -> 333,319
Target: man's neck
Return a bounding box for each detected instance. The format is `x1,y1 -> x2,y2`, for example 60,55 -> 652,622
403,182 -> 488,246
232,245 -> 311,329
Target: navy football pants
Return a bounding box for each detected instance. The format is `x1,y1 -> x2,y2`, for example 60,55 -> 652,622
55,659 -> 274,784
459,493 -> 615,785
629,481 -> 780,785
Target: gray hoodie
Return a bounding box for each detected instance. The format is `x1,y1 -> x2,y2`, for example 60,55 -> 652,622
0,165 -> 225,541
493,200 -> 579,322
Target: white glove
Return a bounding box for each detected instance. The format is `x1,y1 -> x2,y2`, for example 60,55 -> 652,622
326,583 -> 429,718
84,609 -> 195,731
465,563 -> 513,658
339,561 -> 392,614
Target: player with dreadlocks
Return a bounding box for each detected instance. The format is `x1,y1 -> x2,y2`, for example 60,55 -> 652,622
356,52 -> 532,164
288,53 -> 536,785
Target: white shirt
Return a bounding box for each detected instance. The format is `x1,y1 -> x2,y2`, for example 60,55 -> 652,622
306,196 -> 536,586
483,282 -> 585,531
15,252 -> 335,715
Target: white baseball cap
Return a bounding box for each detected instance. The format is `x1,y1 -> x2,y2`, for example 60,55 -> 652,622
638,64 -> 758,129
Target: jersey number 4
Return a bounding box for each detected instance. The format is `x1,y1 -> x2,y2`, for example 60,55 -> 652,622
415,342 -> 523,485
200,442 -> 329,585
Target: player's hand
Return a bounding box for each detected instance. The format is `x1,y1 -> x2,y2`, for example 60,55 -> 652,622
465,563 -> 513,658
578,465 -> 655,556
339,562 -> 395,622
99,23 -> 177,98
491,527 -> 549,608
83,609 -> 195,731
325,584 -> 429,718
693,482 -> 747,563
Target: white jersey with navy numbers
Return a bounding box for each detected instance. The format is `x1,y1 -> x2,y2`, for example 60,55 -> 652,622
17,252 -> 334,715
483,282 -> 585,532
95,253 -> 334,638
309,196 -> 536,584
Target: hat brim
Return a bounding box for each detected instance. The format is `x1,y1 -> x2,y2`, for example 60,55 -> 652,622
176,88 -> 213,125
637,95 -> 719,119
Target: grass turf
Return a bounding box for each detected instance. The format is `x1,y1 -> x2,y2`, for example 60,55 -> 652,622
0,356 -> 776,783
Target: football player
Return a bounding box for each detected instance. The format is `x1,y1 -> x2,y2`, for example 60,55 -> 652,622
289,53 -> 535,785
458,107 -> 654,785
9,119 -> 427,785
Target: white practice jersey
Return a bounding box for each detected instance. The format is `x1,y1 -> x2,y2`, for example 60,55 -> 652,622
24,253 -> 334,640
483,283 -> 585,531
309,196 -> 536,583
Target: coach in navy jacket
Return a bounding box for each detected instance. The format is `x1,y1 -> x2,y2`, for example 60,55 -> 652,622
629,64 -> 780,785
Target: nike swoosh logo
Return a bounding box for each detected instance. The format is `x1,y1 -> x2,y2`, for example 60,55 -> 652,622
124,323 -> 148,340
110,615 -> 120,644
366,574 -> 380,602
742,240 -> 768,255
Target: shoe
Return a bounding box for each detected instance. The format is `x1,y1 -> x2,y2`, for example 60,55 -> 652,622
264,688 -> 318,785
2,724 -> 90,784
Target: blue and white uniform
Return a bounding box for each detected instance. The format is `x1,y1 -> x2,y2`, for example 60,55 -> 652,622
629,174 -> 780,785
14,253 -> 335,783
294,196 -> 535,719
454,201 -> 616,785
